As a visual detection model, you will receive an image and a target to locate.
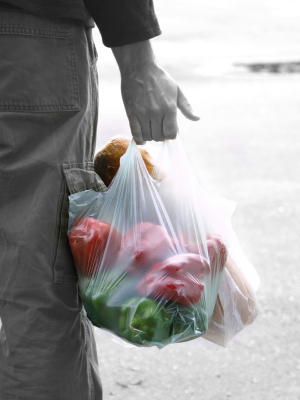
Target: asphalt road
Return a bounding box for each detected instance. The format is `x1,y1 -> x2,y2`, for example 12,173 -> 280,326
91,1 -> 300,397
93,74 -> 300,400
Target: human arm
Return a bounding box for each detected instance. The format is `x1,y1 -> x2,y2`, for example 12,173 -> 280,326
84,0 -> 162,47
112,40 -> 200,144
83,0 -> 199,143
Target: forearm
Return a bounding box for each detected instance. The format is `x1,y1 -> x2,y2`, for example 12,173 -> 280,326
112,40 -> 156,77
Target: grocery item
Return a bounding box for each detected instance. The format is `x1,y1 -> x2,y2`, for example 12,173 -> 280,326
203,253 -> 259,346
119,297 -> 173,344
224,255 -> 258,325
206,234 -> 228,275
118,222 -> 174,274
69,217 -> 120,278
68,136 -> 259,348
94,135 -> 156,186
137,253 -> 210,306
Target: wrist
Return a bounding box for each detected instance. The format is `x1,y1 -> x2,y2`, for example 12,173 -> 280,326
112,40 -> 157,78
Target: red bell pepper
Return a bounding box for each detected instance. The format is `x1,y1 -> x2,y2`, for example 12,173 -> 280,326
137,253 -> 210,306
176,231 -> 227,270
69,217 -> 120,277
118,222 -> 174,273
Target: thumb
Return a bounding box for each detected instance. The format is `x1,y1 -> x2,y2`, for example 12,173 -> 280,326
177,87 -> 200,121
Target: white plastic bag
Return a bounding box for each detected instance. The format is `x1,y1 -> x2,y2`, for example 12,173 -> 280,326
149,138 -> 259,347
68,136 -> 259,348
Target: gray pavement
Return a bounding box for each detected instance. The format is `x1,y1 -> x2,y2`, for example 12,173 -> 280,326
93,75 -> 300,400
92,1 -> 300,398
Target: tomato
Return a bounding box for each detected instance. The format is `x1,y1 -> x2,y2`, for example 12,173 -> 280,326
69,217 -> 120,277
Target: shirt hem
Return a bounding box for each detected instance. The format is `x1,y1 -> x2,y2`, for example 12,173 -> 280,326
101,26 -> 162,48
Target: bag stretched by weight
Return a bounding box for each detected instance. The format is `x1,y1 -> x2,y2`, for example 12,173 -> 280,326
68,137 -> 259,349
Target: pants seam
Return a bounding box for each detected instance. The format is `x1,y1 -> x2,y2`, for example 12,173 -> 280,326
0,25 -> 75,38
83,313 -> 95,400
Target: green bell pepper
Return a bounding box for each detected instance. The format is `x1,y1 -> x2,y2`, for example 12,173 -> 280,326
82,271 -> 128,335
168,301 -> 208,342
119,297 -> 174,346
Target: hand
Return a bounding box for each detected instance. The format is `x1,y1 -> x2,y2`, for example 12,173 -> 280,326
112,41 -> 200,145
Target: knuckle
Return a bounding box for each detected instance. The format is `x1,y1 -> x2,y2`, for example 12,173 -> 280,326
149,105 -> 161,116
129,105 -> 147,118
165,102 -> 177,114
136,110 -> 147,120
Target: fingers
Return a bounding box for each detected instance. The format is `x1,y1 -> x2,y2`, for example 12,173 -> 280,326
128,115 -> 155,144
131,117 -> 163,143
177,87 -> 200,121
129,111 -> 177,143
128,116 -> 145,145
127,86 -> 198,143
139,119 -> 152,142
122,64 -> 200,144
162,109 -> 178,140
151,105 -> 177,141
150,117 -> 164,142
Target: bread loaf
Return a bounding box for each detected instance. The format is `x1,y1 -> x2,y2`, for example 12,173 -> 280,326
203,254 -> 258,345
209,254 -> 258,328
224,254 -> 258,325
94,135 -> 157,187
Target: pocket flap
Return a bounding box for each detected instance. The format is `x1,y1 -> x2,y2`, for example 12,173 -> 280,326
63,162 -> 106,194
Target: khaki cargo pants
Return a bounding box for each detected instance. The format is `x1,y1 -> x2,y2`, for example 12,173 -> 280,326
0,6 -> 104,399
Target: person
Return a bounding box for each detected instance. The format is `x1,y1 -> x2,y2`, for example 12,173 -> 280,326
0,1 -> 199,399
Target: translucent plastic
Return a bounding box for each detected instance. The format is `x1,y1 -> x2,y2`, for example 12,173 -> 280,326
67,137 -> 259,349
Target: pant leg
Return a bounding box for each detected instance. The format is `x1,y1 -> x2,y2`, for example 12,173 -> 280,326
0,7 -> 102,400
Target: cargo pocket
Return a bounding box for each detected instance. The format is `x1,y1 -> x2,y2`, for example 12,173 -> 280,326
53,162 -> 106,284
0,8 -> 80,113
